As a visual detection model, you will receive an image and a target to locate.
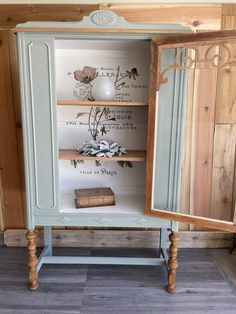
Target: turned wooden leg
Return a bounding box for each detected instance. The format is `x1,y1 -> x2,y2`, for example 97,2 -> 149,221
26,229 -> 39,291
166,231 -> 179,293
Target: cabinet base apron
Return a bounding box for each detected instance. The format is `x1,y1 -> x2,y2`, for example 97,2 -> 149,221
26,227 -> 179,293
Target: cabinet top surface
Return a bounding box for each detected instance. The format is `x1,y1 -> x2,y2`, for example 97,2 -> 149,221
14,9 -> 191,35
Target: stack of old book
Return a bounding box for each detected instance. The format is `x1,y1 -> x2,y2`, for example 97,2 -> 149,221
74,187 -> 115,208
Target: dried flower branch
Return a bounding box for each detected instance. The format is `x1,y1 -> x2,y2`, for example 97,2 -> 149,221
114,67 -> 139,90
76,106 -> 115,140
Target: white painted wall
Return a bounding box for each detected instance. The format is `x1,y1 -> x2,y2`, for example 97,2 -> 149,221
56,39 -> 149,197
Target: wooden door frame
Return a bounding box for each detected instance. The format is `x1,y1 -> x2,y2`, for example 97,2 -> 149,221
146,30 -> 236,233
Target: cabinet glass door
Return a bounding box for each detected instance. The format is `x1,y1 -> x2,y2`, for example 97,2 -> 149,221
145,31 -> 236,232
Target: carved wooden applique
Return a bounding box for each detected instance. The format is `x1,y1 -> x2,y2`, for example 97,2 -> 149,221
153,30 -> 236,90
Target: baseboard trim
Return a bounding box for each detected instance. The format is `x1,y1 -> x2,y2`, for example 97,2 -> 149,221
4,229 -> 234,248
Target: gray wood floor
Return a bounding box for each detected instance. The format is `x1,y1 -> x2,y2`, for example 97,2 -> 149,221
0,247 -> 236,314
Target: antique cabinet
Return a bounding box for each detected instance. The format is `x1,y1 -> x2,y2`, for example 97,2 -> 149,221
15,10 -> 236,292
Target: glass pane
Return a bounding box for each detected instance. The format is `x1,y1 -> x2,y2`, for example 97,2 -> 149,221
152,42 -> 236,223
152,47 -> 187,211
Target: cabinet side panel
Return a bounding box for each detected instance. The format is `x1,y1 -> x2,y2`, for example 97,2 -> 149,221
18,34 -> 58,224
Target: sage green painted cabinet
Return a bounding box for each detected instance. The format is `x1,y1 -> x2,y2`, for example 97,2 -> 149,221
16,10 -> 236,292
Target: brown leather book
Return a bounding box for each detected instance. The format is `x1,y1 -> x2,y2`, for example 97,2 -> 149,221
74,187 -> 115,208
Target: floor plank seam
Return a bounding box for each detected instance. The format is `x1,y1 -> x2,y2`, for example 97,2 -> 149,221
210,249 -> 236,296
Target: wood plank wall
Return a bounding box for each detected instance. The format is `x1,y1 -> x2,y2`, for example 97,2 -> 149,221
211,5 -> 236,225
0,4 -> 235,233
0,31 -> 25,229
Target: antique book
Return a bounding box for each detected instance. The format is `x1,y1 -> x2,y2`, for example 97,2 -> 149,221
74,187 -> 115,208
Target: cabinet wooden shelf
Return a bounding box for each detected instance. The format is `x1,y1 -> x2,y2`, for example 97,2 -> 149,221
60,194 -> 145,214
59,149 -> 146,161
57,99 -> 148,107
